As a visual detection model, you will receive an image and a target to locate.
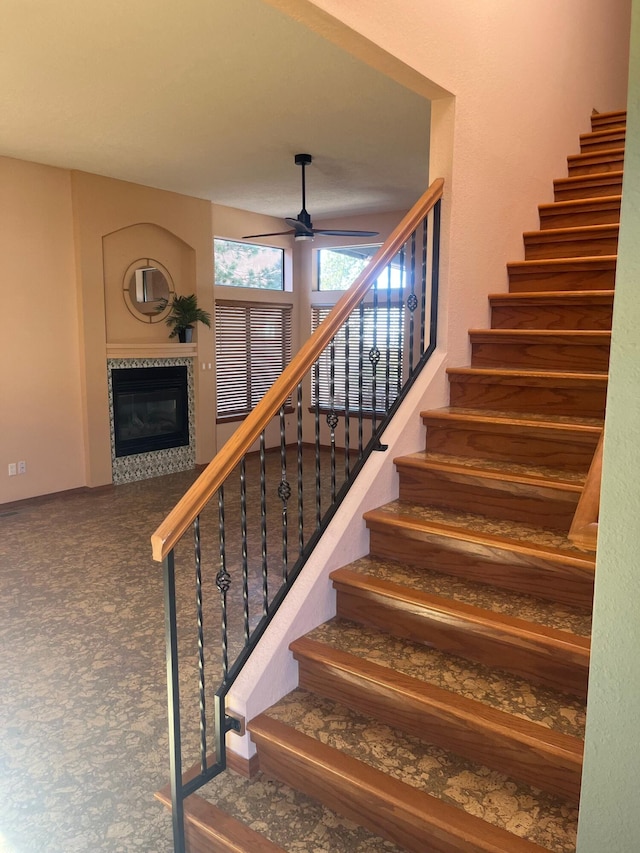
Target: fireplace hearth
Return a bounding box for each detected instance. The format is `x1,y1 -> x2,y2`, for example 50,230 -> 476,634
111,366 -> 189,457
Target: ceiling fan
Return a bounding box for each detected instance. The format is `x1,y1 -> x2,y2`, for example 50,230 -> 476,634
243,153 -> 380,242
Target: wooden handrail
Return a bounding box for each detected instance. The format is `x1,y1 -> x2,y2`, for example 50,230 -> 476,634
151,178 -> 445,561
568,431 -> 604,552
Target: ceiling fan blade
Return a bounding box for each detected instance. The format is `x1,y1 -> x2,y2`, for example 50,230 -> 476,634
285,217 -> 313,235
241,230 -> 295,239
314,229 -> 380,238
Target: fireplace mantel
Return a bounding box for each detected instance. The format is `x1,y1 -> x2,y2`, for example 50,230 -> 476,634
106,343 -> 197,359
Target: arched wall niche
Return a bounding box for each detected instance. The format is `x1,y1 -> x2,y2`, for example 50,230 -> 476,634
103,222 -> 197,343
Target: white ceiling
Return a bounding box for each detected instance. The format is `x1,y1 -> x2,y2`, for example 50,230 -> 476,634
0,0 -> 431,221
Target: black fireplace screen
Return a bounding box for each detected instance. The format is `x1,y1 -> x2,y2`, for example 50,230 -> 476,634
111,366 -> 189,457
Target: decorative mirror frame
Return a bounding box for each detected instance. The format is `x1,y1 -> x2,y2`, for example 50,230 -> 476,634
123,257 -> 175,323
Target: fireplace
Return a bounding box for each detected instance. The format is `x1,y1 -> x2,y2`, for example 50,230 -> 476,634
111,366 -> 189,457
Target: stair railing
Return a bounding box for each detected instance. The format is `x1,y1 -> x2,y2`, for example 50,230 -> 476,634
568,430 -> 604,551
151,177 -> 444,853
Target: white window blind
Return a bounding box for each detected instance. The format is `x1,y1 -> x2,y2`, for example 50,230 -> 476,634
311,304 -> 404,413
216,300 -> 293,420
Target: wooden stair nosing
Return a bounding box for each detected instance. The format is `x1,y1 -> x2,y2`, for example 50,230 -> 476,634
590,109 -> 626,129
155,788 -> 288,853
446,366 -> 608,388
249,714 -> 553,853
507,256 -> 617,275
567,148 -> 624,175
290,636 -> 583,803
488,290 -> 614,307
468,329 -> 611,344
420,407 -> 603,437
331,568 -> 590,697
554,170 -> 623,190
523,223 -> 619,242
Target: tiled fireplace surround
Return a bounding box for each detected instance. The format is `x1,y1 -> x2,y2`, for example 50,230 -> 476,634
107,354 -> 196,484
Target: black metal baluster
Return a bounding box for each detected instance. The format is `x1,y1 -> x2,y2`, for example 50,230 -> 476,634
194,516 -> 207,772
385,261 -> 392,411
430,200 -> 442,350
240,459 -> 249,646
278,407 -> 290,582
259,432 -> 268,616
327,336 -> 338,503
216,487 -> 231,680
370,282 -> 380,434
420,216 -> 429,356
344,318 -> 350,480
296,383 -> 304,557
397,245 -> 406,395
163,549 -> 185,853
407,231 -> 418,375
314,358 -> 322,528
358,302 -> 365,455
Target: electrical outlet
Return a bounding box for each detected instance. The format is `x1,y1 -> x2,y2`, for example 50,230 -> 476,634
8,463 -> 17,476
17,461 -> 26,475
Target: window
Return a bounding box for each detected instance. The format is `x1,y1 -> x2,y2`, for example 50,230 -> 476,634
311,302 -> 405,413
214,238 -> 284,290
317,245 -> 404,291
215,301 -> 292,420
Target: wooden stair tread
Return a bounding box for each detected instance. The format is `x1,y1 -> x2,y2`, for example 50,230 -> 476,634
469,329 -> 611,341
395,449 -> 587,487
251,692 -> 576,852
538,195 -> 621,213
155,786 -> 289,853
488,290 -> 614,305
421,406 -> 603,431
523,223 -> 619,240
334,556 -> 591,637
364,499 -> 597,559
447,366 -> 608,383
554,170 -> 623,188
291,632 -> 584,801
303,619 -> 586,738
507,255 -> 616,272
160,770 -> 405,853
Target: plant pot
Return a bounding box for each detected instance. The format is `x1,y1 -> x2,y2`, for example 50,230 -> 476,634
178,327 -> 193,343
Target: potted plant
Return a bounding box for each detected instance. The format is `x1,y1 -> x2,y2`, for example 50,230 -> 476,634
159,293 -> 212,342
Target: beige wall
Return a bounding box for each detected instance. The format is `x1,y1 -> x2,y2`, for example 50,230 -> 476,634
0,158 -> 85,503
577,3 -> 640,848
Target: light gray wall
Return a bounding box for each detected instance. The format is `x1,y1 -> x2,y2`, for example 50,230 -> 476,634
577,3 -> 640,849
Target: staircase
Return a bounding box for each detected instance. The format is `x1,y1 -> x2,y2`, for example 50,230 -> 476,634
161,109 -> 623,852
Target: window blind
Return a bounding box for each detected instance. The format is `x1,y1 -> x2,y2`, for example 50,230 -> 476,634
216,300 -> 293,420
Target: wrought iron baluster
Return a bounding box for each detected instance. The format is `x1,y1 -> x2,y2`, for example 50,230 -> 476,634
430,200 -> 442,349
278,406 -> 290,582
328,336 -> 337,503
216,486 -> 231,680
407,231 -> 418,375
370,282 -> 380,434
385,262 -> 392,411
344,319 -> 350,480
240,459 -> 249,646
397,245 -> 405,395
194,515 -> 207,772
296,383 -> 304,557
420,216 -> 429,355
259,432 -> 268,616
163,549 -> 186,853
358,301 -> 365,454
314,358 -> 322,528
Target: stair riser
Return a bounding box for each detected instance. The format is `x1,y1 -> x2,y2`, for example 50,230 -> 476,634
524,234 -> 618,260
295,654 -> 583,803
490,302 -> 613,331
539,203 -> 620,230
567,152 -> 624,176
590,113 -> 626,131
553,176 -> 623,202
471,341 -> 610,371
580,134 -> 625,153
335,587 -> 589,697
423,422 -> 599,470
508,267 -> 616,293
367,526 -> 595,609
397,468 -> 578,532
447,378 -> 607,418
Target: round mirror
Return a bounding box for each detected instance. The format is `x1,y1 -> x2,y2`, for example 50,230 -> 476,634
123,258 -> 174,323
